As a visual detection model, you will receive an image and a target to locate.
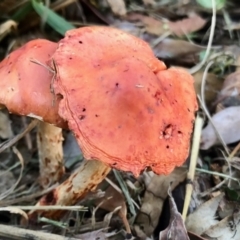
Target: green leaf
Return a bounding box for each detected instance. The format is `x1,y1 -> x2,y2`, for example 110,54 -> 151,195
12,2 -> 33,22
31,0 -> 75,36
225,188 -> 240,201
196,0 -> 226,10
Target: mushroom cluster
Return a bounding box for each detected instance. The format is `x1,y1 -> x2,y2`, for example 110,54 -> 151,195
0,26 -> 198,219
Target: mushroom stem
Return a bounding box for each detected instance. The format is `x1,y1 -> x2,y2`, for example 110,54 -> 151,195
28,160 -> 111,220
37,122 -> 65,188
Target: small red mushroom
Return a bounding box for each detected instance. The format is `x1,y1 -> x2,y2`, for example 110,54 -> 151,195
0,39 -> 65,127
0,39 -> 66,187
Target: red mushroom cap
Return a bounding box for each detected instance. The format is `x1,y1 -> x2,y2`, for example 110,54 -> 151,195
53,26 -> 198,176
0,39 -> 66,128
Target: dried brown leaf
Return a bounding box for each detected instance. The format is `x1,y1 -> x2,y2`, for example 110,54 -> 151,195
193,71 -> 223,107
218,71 -> 240,106
106,0 -> 126,16
134,168 -> 187,238
186,193 -> 224,235
218,196 -> 240,219
126,13 -> 167,36
95,184 -> 131,234
126,13 -> 206,37
153,38 -> 203,59
203,211 -> 240,240
168,14 -> 207,37
200,106 -> 240,150
159,188 -> 189,240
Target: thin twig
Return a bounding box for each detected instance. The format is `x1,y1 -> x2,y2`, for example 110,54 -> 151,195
113,170 -> 136,216
0,184 -> 57,206
198,55 -> 229,154
196,168 -> 239,182
198,96 -> 229,155
7,205 -> 87,211
0,224 -> 79,240
0,119 -> 39,154
182,114 -> 203,221
189,0 -> 216,74
0,147 -> 24,201
199,178 -> 228,197
30,58 -> 57,106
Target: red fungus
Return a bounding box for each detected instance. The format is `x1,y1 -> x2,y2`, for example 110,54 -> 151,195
53,26 -> 198,176
0,27 -> 198,221
0,39 -> 66,187
0,39 -> 65,127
